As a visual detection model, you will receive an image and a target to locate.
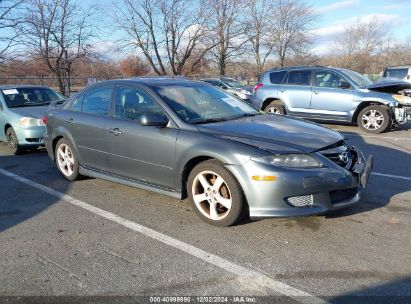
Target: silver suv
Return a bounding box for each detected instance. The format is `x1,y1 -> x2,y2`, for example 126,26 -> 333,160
252,65 -> 411,133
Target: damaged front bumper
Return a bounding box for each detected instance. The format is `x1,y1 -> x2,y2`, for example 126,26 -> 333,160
351,147 -> 373,188
229,145 -> 373,218
394,106 -> 411,123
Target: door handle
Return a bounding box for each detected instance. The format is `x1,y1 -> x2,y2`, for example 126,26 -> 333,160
64,118 -> 74,124
280,89 -> 286,93
108,128 -> 122,136
313,90 -> 320,94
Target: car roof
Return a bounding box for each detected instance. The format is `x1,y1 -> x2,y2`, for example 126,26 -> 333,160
94,77 -> 206,87
385,65 -> 411,69
0,85 -> 52,90
266,65 -> 345,73
200,78 -> 222,81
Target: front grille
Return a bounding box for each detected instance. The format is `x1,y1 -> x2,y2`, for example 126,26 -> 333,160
319,141 -> 353,169
286,195 -> 313,207
323,152 -> 350,167
330,188 -> 357,204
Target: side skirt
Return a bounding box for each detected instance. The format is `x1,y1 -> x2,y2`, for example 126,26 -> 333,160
79,166 -> 182,199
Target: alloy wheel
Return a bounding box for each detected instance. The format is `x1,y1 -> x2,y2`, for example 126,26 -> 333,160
191,171 -> 232,221
7,132 -> 17,150
57,143 -> 75,177
266,106 -> 281,114
361,109 -> 384,130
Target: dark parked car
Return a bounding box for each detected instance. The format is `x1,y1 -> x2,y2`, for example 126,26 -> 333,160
44,78 -> 372,226
252,65 -> 410,133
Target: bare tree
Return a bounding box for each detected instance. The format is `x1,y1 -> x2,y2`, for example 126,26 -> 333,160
244,0 -> 276,77
19,0 -> 94,95
118,55 -> 150,76
113,0 -> 214,75
0,0 -> 23,63
335,17 -> 390,73
206,0 -> 248,76
270,0 -> 314,67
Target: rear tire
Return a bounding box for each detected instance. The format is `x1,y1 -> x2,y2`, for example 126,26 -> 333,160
357,105 -> 391,134
55,138 -> 81,181
264,100 -> 286,115
187,159 -> 246,227
6,127 -> 24,155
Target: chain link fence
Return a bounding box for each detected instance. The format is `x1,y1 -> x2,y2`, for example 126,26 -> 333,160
0,75 -> 256,96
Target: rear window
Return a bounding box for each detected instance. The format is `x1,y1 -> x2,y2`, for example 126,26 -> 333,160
269,71 -> 286,84
383,68 -> 408,79
286,70 -> 311,86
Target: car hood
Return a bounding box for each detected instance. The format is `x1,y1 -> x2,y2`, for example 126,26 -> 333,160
8,105 -> 49,119
197,115 -> 344,154
366,78 -> 411,93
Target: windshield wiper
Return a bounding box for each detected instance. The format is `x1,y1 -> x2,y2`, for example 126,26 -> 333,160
190,117 -> 229,124
190,113 -> 260,124
30,102 -> 51,106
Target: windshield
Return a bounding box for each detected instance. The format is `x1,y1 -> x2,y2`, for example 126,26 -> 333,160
153,83 -> 259,124
383,68 -> 408,79
341,70 -> 373,87
221,78 -> 244,88
1,87 -> 65,108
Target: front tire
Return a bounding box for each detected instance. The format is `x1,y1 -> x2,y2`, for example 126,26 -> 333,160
6,127 -> 24,155
264,100 -> 286,115
357,105 -> 391,134
55,138 -> 80,181
187,160 -> 246,227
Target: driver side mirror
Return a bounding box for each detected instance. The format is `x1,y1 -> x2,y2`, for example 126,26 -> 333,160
338,81 -> 351,89
139,112 -> 169,127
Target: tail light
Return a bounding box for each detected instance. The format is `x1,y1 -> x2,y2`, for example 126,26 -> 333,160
42,115 -> 47,125
253,83 -> 263,94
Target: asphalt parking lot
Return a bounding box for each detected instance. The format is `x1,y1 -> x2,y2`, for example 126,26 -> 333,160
0,122 -> 410,304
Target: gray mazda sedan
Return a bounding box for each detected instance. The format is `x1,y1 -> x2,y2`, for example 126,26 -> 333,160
44,78 -> 373,226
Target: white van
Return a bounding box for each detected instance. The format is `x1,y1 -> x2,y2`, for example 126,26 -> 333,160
383,65 -> 411,83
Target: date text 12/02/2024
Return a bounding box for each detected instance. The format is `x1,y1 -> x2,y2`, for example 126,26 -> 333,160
149,296 -> 257,303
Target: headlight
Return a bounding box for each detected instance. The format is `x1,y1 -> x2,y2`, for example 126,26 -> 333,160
392,95 -> 404,103
392,94 -> 411,105
252,154 -> 322,168
240,89 -> 251,95
19,117 -> 44,126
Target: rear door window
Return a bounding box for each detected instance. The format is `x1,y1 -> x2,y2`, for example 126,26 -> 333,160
286,70 -> 312,86
82,85 -> 113,116
69,94 -> 83,112
269,71 -> 286,84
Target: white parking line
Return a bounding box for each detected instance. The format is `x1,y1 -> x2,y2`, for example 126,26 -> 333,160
0,168 -> 326,304
372,172 -> 411,181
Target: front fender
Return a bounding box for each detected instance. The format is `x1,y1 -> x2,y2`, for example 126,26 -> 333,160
355,90 -> 398,107
174,129 -> 266,192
